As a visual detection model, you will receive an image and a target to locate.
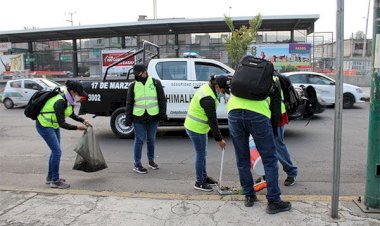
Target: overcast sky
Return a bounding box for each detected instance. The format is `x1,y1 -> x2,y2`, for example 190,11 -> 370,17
0,0 -> 373,40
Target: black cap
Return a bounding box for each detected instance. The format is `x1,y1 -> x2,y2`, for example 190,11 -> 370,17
214,75 -> 230,89
65,80 -> 87,96
133,64 -> 147,75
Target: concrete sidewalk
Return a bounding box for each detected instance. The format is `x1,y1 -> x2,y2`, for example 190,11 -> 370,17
0,188 -> 379,226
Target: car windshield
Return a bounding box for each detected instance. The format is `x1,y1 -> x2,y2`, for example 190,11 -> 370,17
39,79 -> 60,87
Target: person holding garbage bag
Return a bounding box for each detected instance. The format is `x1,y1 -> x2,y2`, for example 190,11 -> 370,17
184,75 -> 229,192
36,80 -> 90,189
125,64 -> 167,174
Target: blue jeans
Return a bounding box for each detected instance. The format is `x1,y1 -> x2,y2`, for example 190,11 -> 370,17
275,126 -> 298,177
133,121 -> 159,165
186,129 -> 208,183
36,120 -> 61,181
228,110 -> 281,203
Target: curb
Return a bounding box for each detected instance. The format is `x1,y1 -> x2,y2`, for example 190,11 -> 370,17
0,186 -> 357,202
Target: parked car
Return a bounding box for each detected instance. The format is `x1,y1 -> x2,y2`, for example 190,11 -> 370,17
282,71 -> 365,108
2,78 -> 64,109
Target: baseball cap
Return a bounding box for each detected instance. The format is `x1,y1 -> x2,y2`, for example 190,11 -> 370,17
65,80 -> 87,96
215,75 -> 231,93
133,64 -> 147,74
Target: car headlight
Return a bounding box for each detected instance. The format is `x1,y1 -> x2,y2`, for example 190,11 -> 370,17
356,88 -> 363,93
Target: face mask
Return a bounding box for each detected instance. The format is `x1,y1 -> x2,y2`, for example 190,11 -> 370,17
217,92 -> 225,99
136,76 -> 147,83
66,91 -> 80,106
74,95 -> 81,104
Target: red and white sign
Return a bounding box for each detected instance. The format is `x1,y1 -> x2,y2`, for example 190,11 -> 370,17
101,49 -> 135,74
0,42 -> 12,52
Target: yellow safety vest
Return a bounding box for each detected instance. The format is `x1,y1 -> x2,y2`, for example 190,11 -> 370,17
280,90 -> 286,114
133,77 -> 159,116
227,95 -> 271,118
37,94 -> 73,129
184,84 -> 219,134
274,76 -> 287,114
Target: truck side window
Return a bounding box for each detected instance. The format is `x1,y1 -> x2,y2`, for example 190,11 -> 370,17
156,62 -> 187,80
195,62 -> 230,81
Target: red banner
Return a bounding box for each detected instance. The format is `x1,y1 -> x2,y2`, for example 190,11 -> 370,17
102,53 -> 135,67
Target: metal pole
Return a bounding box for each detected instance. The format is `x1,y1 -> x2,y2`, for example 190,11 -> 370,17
363,0 -> 371,58
72,39 -> 78,77
331,0 -> 344,219
153,0 -> 157,19
365,0 -> 380,209
28,41 -> 34,71
313,32 -> 315,71
331,32 -> 334,69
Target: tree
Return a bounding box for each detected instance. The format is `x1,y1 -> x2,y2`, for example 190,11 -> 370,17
354,30 -> 365,39
224,14 -> 262,68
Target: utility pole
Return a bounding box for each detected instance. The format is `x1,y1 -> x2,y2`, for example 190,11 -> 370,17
65,12 -> 76,26
363,0 -> 371,58
365,0 -> 380,210
331,0 -> 344,219
153,0 -> 157,19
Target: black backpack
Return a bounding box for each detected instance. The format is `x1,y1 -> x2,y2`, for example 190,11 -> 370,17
24,88 -> 62,120
277,73 -> 301,116
269,77 -> 282,136
231,55 -> 274,100
302,85 -> 317,119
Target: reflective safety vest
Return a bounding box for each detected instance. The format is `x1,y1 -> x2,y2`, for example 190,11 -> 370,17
37,94 -> 73,129
274,76 -> 286,114
133,77 -> 159,116
184,84 -> 218,134
227,95 -> 271,118
281,90 -> 286,114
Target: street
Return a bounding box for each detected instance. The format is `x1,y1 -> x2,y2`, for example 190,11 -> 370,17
0,102 -> 370,196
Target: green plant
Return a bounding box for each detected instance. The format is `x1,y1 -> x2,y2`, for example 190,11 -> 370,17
280,64 -> 298,72
224,14 -> 262,68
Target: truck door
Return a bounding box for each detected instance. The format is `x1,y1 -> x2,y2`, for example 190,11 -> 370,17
191,61 -> 232,119
153,60 -> 194,119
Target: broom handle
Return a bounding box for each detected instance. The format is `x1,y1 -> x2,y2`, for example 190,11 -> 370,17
219,149 -> 225,188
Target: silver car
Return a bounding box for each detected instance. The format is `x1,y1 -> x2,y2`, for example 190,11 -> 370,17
2,78 -> 64,109
283,71 -> 365,108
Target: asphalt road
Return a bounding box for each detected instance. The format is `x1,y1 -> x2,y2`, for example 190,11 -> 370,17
0,102 -> 370,197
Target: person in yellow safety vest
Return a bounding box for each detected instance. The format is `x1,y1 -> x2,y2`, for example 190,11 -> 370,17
255,87 -> 298,189
36,80 -> 91,189
227,77 -> 291,214
184,75 -> 229,192
125,64 -> 167,174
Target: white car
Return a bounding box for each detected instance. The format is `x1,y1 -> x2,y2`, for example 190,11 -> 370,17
282,71 -> 365,109
2,78 -> 64,109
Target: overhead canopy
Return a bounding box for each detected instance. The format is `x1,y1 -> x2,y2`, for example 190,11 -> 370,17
0,15 -> 319,43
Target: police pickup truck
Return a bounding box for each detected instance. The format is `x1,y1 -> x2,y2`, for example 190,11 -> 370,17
79,41 -> 322,138
79,41 -> 234,138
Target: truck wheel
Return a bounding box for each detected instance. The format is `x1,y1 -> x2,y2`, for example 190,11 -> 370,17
110,108 -> 134,139
3,98 -> 14,109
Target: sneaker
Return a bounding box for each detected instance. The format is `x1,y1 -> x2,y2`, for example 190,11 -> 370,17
193,181 -> 213,192
244,195 -> 258,207
133,164 -> 148,174
148,161 -> 159,170
284,176 -> 296,186
50,180 -> 70,189
204,177 -> 218,186
266,201 -> 292,214
46,177 -> 65,185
